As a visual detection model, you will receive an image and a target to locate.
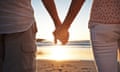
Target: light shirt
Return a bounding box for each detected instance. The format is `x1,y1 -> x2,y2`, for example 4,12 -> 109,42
89,0 -> 120,27
0,0 -> 35,34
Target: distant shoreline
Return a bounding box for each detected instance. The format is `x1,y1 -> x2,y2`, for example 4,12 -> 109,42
36,40 -> 91,47
36,59 -> 94,62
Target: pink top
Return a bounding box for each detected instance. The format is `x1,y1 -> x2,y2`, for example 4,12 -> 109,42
89,0 -> 120,26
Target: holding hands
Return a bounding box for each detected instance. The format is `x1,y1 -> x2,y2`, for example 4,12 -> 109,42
53,24 -> 69,45
42,0 -> 85,45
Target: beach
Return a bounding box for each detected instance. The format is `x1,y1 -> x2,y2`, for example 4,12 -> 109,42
36,40 -> 98,72
36,60 -> 97,72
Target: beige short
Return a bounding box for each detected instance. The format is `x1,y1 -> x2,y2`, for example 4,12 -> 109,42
0,24 -> 37,72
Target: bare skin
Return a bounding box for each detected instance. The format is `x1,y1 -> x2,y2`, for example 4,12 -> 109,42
42,0 -> 85,45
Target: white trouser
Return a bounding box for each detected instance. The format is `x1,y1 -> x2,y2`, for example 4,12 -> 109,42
90,24 -> 120,72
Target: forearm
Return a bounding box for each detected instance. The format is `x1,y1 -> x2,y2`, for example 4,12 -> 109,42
42,0 -> 61,27
63,0 -> 85,29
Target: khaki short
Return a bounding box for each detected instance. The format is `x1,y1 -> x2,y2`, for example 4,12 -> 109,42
0,24 -> 37,72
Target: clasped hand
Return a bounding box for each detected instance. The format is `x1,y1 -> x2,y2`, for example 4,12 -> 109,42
53,25 -> 69,45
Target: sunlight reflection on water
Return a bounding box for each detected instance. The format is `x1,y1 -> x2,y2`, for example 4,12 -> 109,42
36,44 -> 94,61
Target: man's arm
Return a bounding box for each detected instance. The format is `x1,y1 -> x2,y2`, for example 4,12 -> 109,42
42,0 -> 62,44
42,0 -> 61,28
62,0 -> 85,29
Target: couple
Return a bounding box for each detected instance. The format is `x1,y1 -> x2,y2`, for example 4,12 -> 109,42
0,0 -> 120,72
44,0 -> 120,72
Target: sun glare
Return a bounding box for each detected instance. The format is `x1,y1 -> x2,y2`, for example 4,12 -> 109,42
36,45 -> 94,61
48,45 -> 71,61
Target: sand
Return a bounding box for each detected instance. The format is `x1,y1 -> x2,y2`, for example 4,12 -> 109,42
36,60 -> 97,72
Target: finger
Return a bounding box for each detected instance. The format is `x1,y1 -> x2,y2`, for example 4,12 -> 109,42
61,40 -> 68,45
54,37 -> 57,44
61,31 -> 69,45
62,41 -> 67,45
53,32 -> 57,44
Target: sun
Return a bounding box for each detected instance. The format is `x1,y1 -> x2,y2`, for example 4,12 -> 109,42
48,45 -> 71,61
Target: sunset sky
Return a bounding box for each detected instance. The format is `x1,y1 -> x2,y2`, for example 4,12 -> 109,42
32,0 -> 93,41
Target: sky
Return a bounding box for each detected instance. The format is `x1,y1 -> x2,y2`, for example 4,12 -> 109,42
32,0 -> 93,41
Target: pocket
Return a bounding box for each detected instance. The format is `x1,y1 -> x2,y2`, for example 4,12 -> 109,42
22,40 -> 36,53
21,25 -> 36,53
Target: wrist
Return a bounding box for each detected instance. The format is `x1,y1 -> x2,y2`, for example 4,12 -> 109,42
62,24 -> 70,30
54,20 -> 61,28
